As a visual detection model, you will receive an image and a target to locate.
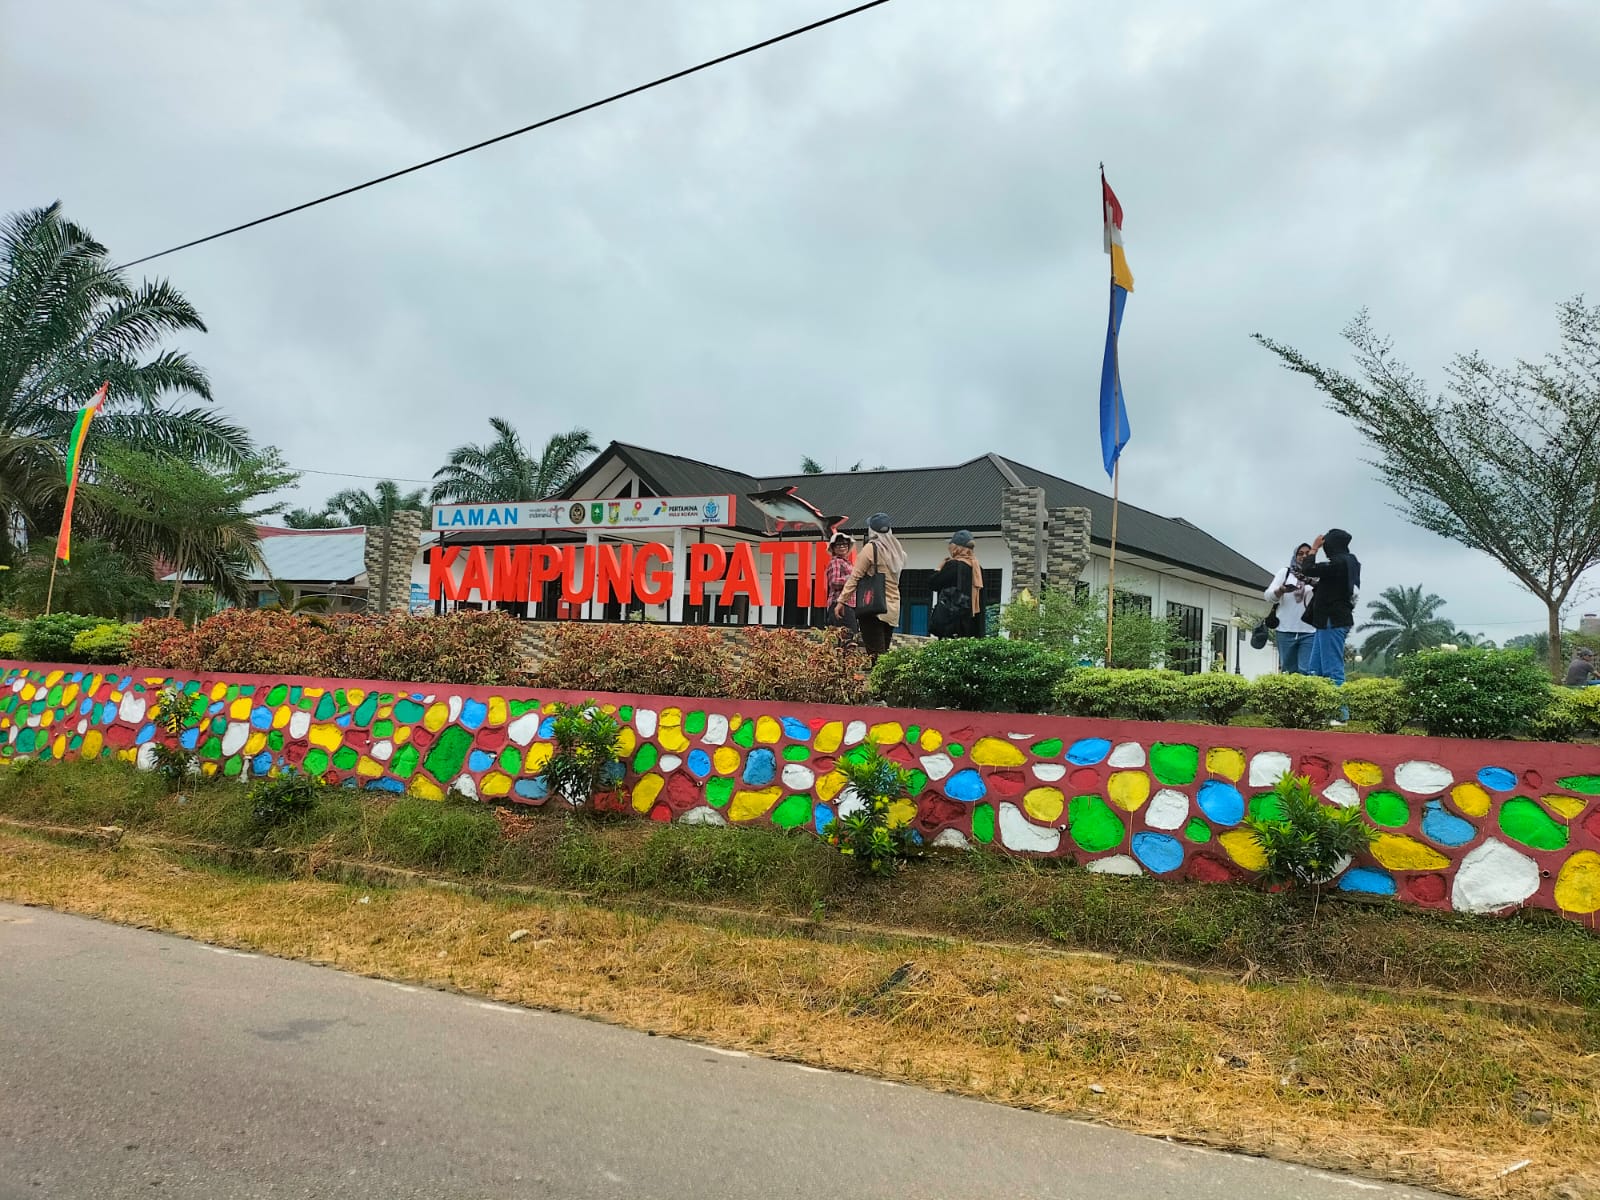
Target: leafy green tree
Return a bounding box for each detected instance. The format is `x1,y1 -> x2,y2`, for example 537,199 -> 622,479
5,536 -> 160,617
0,202 -> 252,559
1356,585 -> 1453,663
283,508 -> 342,530
1450,628 -> 1497,649
1256,297 -> 1600,678
1002,585 -> 1187,669
800,456 -> 824,475
325,479 -> 425,526
429,420 -> 596,504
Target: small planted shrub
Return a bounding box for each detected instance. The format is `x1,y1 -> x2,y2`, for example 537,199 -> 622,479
1529,687 -> 1600,743
825,745 -> 916,877
0,631 -> 22,658
1340,677 -> 1412,734
69,622 -> 137,665
1182,672 -> 1253,724
1400,649 -> 1551,739
19,613 -> 101,663
1242,773 -> 1376,892
1248,674 -> 1341,729
1055,668 -> 1186,721
250,772 -> 325,827
543,703 -> 624,806
869,639 -> 1068,712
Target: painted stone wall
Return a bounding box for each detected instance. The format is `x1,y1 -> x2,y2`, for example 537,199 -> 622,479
3,660 -> 1599,926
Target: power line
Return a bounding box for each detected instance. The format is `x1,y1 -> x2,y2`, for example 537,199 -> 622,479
117,0 -> 893,270
294,466 -> 435,485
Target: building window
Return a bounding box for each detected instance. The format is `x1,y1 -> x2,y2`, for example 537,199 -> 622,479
1167,601 -> 1205,674
1114,591 -> 1153,617
1210,620 -> 1229,673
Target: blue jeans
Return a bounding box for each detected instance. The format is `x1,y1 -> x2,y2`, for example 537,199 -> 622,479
1310,626 -> 1350,719
1277,630 -> 1313,675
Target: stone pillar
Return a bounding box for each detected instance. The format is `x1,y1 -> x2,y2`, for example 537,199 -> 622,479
364,509 -> 425,614
1046,506 -> 1092,592
1001,486 -> 1046,599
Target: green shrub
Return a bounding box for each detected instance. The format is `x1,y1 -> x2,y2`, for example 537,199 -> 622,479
1241,773 -> 1376,890
1340,677 -> 1411,734
70,622 -> 137,665
1182,673 -> 1253,724
0,631 -> 21,658
869,639 -> 1067,712
1055,668 -> 1186,721
1248,674 -> 1341,729
371,795 -> 502,874
824,745 -> 916,877
543,703 -> 624,806
249,772 -> 325,827
1530,687 -> 1600,743
1400,649 -> 1551,739
19,613 -> 101,662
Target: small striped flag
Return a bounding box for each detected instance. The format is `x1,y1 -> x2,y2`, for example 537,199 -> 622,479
56,383 -> 108,563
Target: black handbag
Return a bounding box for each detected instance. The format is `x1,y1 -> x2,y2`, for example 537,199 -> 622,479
854,546 -> 888,618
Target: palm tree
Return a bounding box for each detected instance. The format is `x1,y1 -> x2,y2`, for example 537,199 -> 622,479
1357,585 -> 1454,661
429,420 -> 597,503
1451,628 -> 1497,649
800,456 -> 825,475
0,203 -> 253,557
324,479 -> 426,526
283,508 -> 342,530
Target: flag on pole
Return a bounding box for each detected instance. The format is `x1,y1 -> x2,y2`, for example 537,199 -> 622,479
1099,169 -> 1134,477
56,383 -> 108,563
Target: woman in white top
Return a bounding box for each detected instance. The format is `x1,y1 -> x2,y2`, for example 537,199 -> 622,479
1264,543 -> 1316,674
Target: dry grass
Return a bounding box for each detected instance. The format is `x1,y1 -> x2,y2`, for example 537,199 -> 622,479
2,830 -> 1596,1199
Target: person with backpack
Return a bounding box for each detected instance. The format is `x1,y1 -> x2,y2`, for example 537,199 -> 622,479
1297,528 -> 1361,722
1263,542 -> 1316,673
835,513 -> 906,660
928,530 -> 985,638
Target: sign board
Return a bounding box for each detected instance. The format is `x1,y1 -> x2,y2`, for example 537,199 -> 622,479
431,495 -> 736,533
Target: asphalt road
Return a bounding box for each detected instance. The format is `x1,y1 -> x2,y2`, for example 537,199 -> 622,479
0,902 -> 1443,1200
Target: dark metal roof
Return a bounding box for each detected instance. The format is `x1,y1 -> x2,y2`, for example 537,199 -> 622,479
559,442 -> 1270,589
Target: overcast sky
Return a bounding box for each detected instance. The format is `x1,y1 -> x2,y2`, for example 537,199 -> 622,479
4,0 -> 1597,638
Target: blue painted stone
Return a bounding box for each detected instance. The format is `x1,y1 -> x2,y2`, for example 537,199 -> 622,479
603,761 -> 625,784
250,706 -> 273,731
79,697 -> 96,715
944,769 -> 987,802
742,748 -> 777,787
117,676 -> 133,690
335,714 -> 352,729
459,698 -> 489,731
1421,799 -> 1476,847
1131,831 -> 1184,874
135,724 -> 156,745
467,749 -> 495,773
538,716 -> 556,739
1477,766 -> 1516,792
515,777 -> 549,801
101,702 -> 118,724
1197,780 -> 1245,826
687,749 -> 712,778
909,829 -> 925,846
1067,737 -> 1112,766
252,752 -> 273,776
1337,867 -> 1397,896
179,728 -> 200,751
207,702 -> 224,716
814,804 -> 835,834
780,717 -> 811,742
367,777 -> 404,793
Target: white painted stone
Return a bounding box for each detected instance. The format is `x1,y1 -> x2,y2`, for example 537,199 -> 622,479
702,714 -> 728,745
1007,731 -> 1034,741
1248,751 -> 1293,788
1087,854 -> 1143,876
659,755 -> 682,773
219,722 -> 249,757
1452,839 -> 1540,914
931,828 -> 971,850
1395,760 -> 1453,796
836,786 -> 865,819
118,692 -> 147,725
135,743 -> 159,772
1322,779 -> 1361,809
998,802 -> 1062,853
781,763 -> 815,790
1031,763 -> 1067,783
680,806 -> 727,827
920,753 -> 954,781
843,720 -> 868,747
371,740 -> 393,763
451,775 -> 478,801
1108,742 -> 1146,768
507,712 -> 541,746
76,719 -> 87,735
634,708 -> 658,738
288,710 -> 310,740
447,696 -> 463,723
1144,789 -> 1190,831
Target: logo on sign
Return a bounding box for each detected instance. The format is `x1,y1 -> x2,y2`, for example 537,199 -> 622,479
590,502 -> 605,525
607,502 -> 620,524
568,503 -> 586,525
702,499 -> 720,521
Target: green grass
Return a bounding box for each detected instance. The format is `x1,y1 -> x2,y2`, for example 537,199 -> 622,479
4,757 -> 1597,1011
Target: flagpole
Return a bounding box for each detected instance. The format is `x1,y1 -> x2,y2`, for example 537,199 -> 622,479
1105,293 -> 1121,667
44,559 -> 59,616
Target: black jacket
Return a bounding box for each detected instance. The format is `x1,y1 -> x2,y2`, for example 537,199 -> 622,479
1300,532 -> 1360,630
928,559 -> 985,638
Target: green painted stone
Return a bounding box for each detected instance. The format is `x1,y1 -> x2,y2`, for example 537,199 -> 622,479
906,725 -> 920,743
289,686 -> 304,704
732,721 -> 755,748
392,744 -> 419,780
1068,795 -> 1125,853
296,692 -> 316,711
267,731 -> 284,752
183,681 -> 202,695
15,728 -> 35,754
314,693 -> 337,720
210,716 -> 226,734
972,803 -> 996,844
499,747 -> 521,774
948,743 -> 965,757
189,696 -> 208,719
378,693 -> 395,706
223,756 -> 243,777
46,685 -> 62,706
685,710 -> 707,735
423,725 -> 474,782
334,689 -> 348,710
1498,797 -> 1569,851
1556,774 -> 1600,795
634,744 -> 659,772
239,685 -> 255,699
908,769 -> 928,796
1030,737 -> 1063,758
1364,790 -> 1409,828
266,685 -> 288,706
706,777 -> 734,808
1150,742 -> 1199,786
201,736 -> 222,759
509,698 -> 540,718
1248,793 -> 1284,822
619,705 -> 634,722
303,748 -> 329,775
373,719 -> 395,739
394,699 -> 425,725
782,745 -> 810,762
68,734 -> 82,752
843,744 -> 873,767
772,793 -> 812,830
333,746 -> 359,771
353,694 -> 379,728
225,685 -> 240,701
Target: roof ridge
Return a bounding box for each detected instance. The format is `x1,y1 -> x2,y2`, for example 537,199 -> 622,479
612,440 -> 759,482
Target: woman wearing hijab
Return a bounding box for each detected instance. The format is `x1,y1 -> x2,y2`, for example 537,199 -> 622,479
1263,542 -> 1316,673
928,530 -> 985,638
835,512 -> 906,659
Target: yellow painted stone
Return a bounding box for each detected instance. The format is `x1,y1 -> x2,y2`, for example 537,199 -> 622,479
1107,770 -> 1151,812
869,721 -> 905,746
341,688 -> 362,708
423,703 -> 450,733
542,701 -> 559,714
411,777 -> 444,801
1220,829 -> 1267,872
81,730 -> 103,759
18,683 -> 35,701
308,723 -> 343,753
659,726 -> 691,754
1554,851 -> 1600,914
660,706 -> 683,730
357,756 -> 385,780
272,706 -> 291,729
729,785 -> 782,822
919,728 -> 943,752
487,697 -> 508,727
524,744 -> 553,773
60,683 -> 79,708
119,748 -> 138,764
615,727 -> 637,756
478,771 -> 511,796
39,710 -> 54,728
970,737 -> 1026,767
377,705 -> 393,720
201,761 -> 217,776
1451,782 -> 1491,817
816,771 -> 847,802
394,726 -> 411,746
730,716 -> 743,730
44,670 -> 64,687
51,734 -> 67,758
244,732 -> 268,756
1023,786 -> 1065,823
713,746 -> 742,776
210,683 -> 228,701
815,722 -> 844,754
1544,794 -> 1587,820
754,715 -> 782,745
632,772 -> 665,814
1370,833 -> 1450,871
1205,747 -> 1245,782
1343,760 -> 1384,787
886,799 -> 916,829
